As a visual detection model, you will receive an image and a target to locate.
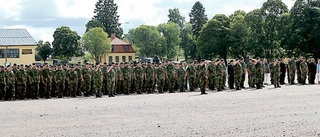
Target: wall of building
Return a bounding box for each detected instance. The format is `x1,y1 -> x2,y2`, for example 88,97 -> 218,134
0,45 -> 36,65
102,53 -> 136,63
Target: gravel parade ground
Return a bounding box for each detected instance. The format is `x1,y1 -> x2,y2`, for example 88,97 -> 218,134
1,84 -> 320,137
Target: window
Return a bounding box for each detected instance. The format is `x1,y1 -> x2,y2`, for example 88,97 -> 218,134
122,56 -> 126,62
111,46 -> 115,52
109,56 -> 113,63
124,46 -> 129,51
129,56 -> 132,62
22,49 -> 32,54
115,56 -> 119,63
0,49 -> 19,58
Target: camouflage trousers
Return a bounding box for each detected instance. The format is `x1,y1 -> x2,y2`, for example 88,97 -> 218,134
167,76 -> 175,93
93,81 -> 102,97
102,79 -> 108,95
272,73 -> 280,87
83,80 -> 91,97
248,74 -> 256,87
5,83 -> 15,100
288,71 -> 295,84
30,82 -> 39,99
157,78 -> 165,93
16,84 -> 26,100
208,75 -> 215,90
215,75 -> 223,90
135,78 -> 143,94
256,73 -> 263,88
77,79 -> 82,96
56,81 -> 65,98
178,77 -> 185,92
189,77 -> 195,91
199,77 -> 206,94
0,83 -> 5,100
123,78 -> 131,95
107,80 -> 115,96
234,75 -> 242,89
43,81 -> 51,98
145,78 -> 153,93
69,82 -> 78,97
301,72 -> 307,84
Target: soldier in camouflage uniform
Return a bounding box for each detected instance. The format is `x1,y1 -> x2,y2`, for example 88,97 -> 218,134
107,63 -> 116,97
155,63 -> 165,93
64,64 -> 70,97
300,57 -> 308,85
288,56 -> 296,85
174,63 -> 179,91
207,60 -> 216,90
198,60 -> 208,94
5,65 -> 15,101
215,60 -> 224,91
102,62 -> 108,95
50,66 -> 56,97
0,66 -> 6,100
92,63 -> 102,98
271,59 -> 281,88
240,58 -> 246,88
55,64 -> 65,98
247,59 -> 256,88
176,63 -> 186,92
28,63 -> 40,99
166,60 -> 175,93
41,63 -> 52,99
122,62 -> 132,95
134,62 -> 144,94
234,60 -> 243,90
81,63 -> 92,97
255,58 -> 263,89
186,61 -> 196,92
38,66 -> 44,98
145,62 -> 154,94
68,65 -> 78,97
75,63 -> 82,96
15,64 -> 27,100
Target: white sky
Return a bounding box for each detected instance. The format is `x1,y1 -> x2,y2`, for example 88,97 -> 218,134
0,0 -> 295,42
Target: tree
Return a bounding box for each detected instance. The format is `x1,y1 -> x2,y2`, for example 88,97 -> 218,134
229,10 -> 250,58
52,26 -> 83,60
93,0 -> 123,37
180,23 -> 195,60
132,25 -> 165,57
168,8 -> 185,28
36,40 -> 52,62
189,1 -> 208,59
157,22 -> 181,60
85,20 -> 105,32
197,14 -> 231,61
189,1 -> 208,38
82,27 -> 111,63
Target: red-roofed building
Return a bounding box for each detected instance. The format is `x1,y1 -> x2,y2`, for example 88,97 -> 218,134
101,33 -> 136,63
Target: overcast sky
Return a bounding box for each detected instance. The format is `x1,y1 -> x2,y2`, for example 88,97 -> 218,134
0,0 -> 295,42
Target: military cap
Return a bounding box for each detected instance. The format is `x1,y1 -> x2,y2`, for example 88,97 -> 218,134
57,64 -> 61,66
104,62 -> 107,64
13,63 -> 16,66
32,63 -> 36,65
7,65 -> 11,67
85,63 -> 89,65
230,60 -> 234,62
95,62 -> 100,65
169,59 -> 173,61
78,62 -> 81,64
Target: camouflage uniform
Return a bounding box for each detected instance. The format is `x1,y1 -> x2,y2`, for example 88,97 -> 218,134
207,63 -> 215,90
82,67 -> 92,97
134,65 -> 144,94
29,67 -> 40,99
68,69 -> 78,97
5,70 -> 15,100
271,62 -> 281,88
92,67 -> 102,97
248,62 -> 256,88
166,63 -> 175,93
145,64 -> 154,93
64,67 -> 70,97
106,65 -> 116,97
288,59 -> 296,84
215,63 -> 224,91
0,69 -> 5,100
255,61 -> 263,89
75,66 -> 82,96
300,61 -> 308,84
240,61 -> 246,88
102,66 -> 108,95
177,65 -> 185,92
15,68 -> 27,100
186,64 -> 196,91
198,63 -> 207,94
122,65 -> 132,95
42,67 -> 52,98
55,68 -> 65,98
234,62 -> 243,90
155,66 -> 165,93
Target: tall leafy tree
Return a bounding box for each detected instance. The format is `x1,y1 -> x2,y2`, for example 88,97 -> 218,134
132,25 -> 165,57
180,23 -> 195,60
93,0 -> 123,37
85,20 -> 106,32
197,14 -> 231,61
36,40 -> 52,62
189,1 -> 208,59
168,8 -> 185,28
82,27 -> 111,63
52,26 -> 83,60
157,22 -> 181,60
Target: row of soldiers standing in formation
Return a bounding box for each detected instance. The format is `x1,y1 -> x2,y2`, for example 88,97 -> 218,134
0,56 -> 314,101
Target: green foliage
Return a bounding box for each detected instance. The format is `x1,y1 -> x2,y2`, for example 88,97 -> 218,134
85,20 -> 105,33
189,1 -> 208,38
52,26 -> 83,60
180,23 -> 195,60
131,25 -> 165,57
82,27 -> 111,63
36,40 -> 52,62
197,14 -> 230,61
158,22 -> 181,60
93,0 -> 123,37
168,8 -> 185,28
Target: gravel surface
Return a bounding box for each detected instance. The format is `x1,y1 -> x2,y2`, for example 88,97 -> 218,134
1,84 -> 320,137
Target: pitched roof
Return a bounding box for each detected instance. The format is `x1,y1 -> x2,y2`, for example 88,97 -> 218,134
111,45 -> 135,53
0,29 -> 37,46
111,37 -> 131,45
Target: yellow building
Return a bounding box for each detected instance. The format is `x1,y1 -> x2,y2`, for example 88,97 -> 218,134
101,34 -> 136,63
0,29 -> 37,65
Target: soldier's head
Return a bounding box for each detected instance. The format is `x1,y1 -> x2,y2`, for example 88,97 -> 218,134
20,64 -> 24,70
95,62 -> 100,68
169,59 -> 173,65
240,57 -> 244,63
70,66 -> 75,71
0,66 -> 4,71
85,63 -> 90,68
7,65 -> 11,70
291,55 -> 295,60
103,62 -> 108,67
57,64 -> 62,69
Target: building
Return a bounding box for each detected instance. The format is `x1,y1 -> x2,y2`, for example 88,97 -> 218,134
0,29 -> 37,65
101,34 -> 135,63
